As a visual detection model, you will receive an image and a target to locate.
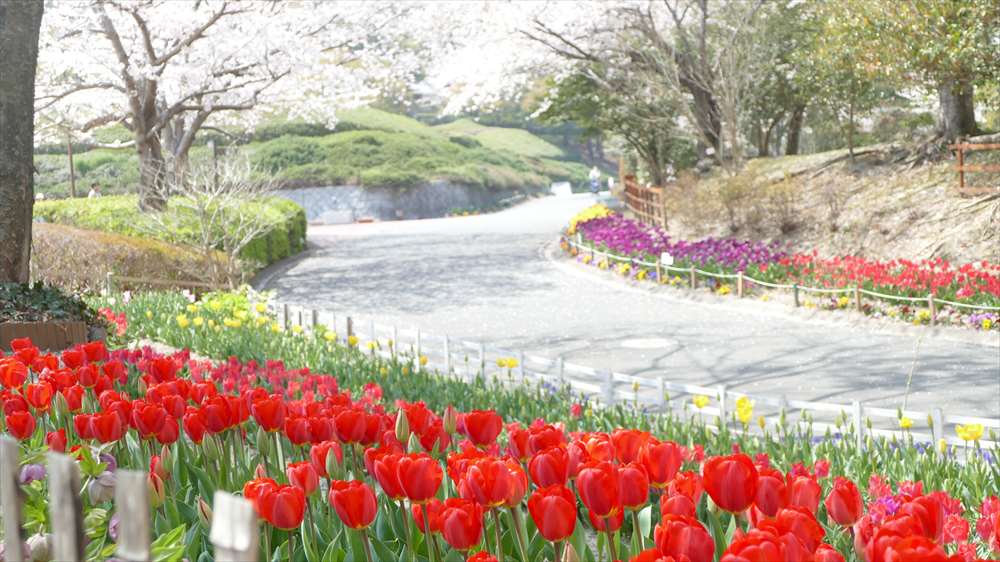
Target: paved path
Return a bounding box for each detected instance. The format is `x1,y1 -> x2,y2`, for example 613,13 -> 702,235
259,194 -> 1000,419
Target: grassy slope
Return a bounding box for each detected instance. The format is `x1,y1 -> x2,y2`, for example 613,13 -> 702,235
663,144 -> 999,264
33,108 -> 589,198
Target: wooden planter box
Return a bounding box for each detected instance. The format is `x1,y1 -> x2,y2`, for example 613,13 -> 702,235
0,321 -> 94,352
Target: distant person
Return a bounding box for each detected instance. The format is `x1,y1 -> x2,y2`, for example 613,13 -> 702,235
88,183 -> 101,198
588,166 -> 600,194
607,176 -> 614,191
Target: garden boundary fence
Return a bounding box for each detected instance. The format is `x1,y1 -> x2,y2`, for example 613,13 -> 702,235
565,235 -> 1000,323
949,143 -> 1000,196
622,176 -> 667,228
269,300 -> 1000,461
0,436 -> 259,562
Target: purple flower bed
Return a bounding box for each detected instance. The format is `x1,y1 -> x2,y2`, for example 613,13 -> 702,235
576,214 -> 787,271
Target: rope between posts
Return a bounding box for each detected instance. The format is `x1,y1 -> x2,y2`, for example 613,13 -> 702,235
565,237 -> 1000,311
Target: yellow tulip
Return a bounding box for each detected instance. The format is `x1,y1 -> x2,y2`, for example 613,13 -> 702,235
193,317 -> 204,327
323,331 -> 337,342
145,310 -> 153,319
270,322 -> 281,333
692,395 -> 710,409
419,355 -> 428,366
208,319 -> 216,328
255,302 -> 267,314
736,396 -> 754,425
291,325 -> 303,334
899,417 -> 913,429
175,315 -> 190,329
366,341 -> 376,351
347,335 -> 359,347
984,319 -> 993,330
186,304 -> 198,314
496,358 -> 509,368
956,423 -> 984,442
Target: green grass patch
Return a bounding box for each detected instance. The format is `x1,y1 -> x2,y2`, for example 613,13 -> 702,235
434,118 -> 566,159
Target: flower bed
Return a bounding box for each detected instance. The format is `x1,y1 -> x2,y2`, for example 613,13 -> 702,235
0,289 -> 993,560
565,205 -> 1000,331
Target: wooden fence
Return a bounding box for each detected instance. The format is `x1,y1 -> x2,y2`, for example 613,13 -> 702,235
0,436 -> 258,561
104,272 -> 230,294
271,299 -> 999,458
949,143 -> 1000,196
622,176 -> 668,227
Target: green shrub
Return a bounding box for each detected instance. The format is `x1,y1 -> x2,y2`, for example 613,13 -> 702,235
252,135 -> 325,173
360,167 -> 426,187
0,281 -> 97,323
254,121 -> 334,142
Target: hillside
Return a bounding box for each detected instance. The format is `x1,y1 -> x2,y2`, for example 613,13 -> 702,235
661,144 -> 1000,264
33,108 -> 590,198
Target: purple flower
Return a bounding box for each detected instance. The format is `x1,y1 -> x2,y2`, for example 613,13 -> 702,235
99,453 -> 117,472
18,464 -> 46,485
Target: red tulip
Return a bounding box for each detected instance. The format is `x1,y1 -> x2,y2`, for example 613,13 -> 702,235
440,497 -> 484,551
467,552 -> 498,562
864,515 -> 924,562
92,411 -> 125,443
61,385 -> 85,412
257,484 -> 306,529
82,341 -> 107,363
668,471 -> 704,505
880,535 -> 951,562
619,462 -> 650,510
412,498 -> 444,534
527,423 -> 565,455
814,544 -> 846,562
611,428 -> 650,464
243,477 -> 278,511
786,474 -> 821,513
286,461 -> 320,495
506,423 -> 531,461
397,453 -> 443,504
334,408 -> 367,444
630,548 -> 683,562
131,401 -> 167,439
639,439 -> 683,488
577,461 -> 621,519
459,457 -> 512,508
24,382 -> 53,412
757,506 -> 825,553
329,480 -> 377,529
588,508 -> 624,532
6,411 -> 35,440
719,529 -> 788,562
824,477 -> 863,526
527,485 -> 577,542
460,410 -> 503,447
156,416 -> 179,445
183,409 -> 207,444
753,467 -> 788,517
310,440 -> 343,478
46,429 -> 67,452
371,450 -> 406,500
898,495 -> 945,541
284,417 -> 313,445
653,514 -> 715,562
529,446 -> 569,487
503,458 -> 528,508
702,454 -> 758,513
660,494 -> 696,518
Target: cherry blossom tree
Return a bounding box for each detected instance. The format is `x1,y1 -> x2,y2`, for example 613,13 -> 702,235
35,0 -> 423,210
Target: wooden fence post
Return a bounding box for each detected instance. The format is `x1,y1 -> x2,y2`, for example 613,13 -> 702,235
589,242 -> 596,261
957,145 -> 965,189
602,371 -> 616,407
282,303 -> 290,329
852,400 -> 865,450
655,258 -> 663,284
310,309 -> 319,327
658,378 -> 668,410
689,267 -> 697,289
0,437 -> 23,562
930,408 -> 945,459
346,317 -> 353,340
297,308 -> 304,327
737,271 -> 744,298
114,470 -> 151,562
793,284 -> 800,307
210,491 -> 258,562
928,295 -> 937,326
854,285 -> 862,312
105,272 -> 114,294
47,453 -> 84,562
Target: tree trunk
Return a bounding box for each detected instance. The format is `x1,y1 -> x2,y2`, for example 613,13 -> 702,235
785,104 -> 806,155
847,102 -> 855,161
136,138 -> 168,211
0,0 -> 44,283
937,79 -> 977,141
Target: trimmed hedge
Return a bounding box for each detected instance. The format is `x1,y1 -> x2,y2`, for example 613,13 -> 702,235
33,195 -> 306,270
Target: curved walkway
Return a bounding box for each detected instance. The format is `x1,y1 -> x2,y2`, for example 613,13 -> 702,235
259,194 -> 1000,418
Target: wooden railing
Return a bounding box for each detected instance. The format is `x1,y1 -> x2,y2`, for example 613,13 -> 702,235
622,176 -> 667,227
949,143 -> 1000,196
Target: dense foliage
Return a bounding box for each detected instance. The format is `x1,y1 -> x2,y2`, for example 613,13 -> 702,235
0,282 -> 96,324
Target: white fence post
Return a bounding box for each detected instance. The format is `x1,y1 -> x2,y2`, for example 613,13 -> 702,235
392,325 -> 399,358
114,470 -> 151,562
0,437 -> 23,562
478,343 -> 486,376
658,378 -> 668,410
443,335 -> 451,375
717,385 -> 728,427
210,491 -> 259,562
852,400 -> 865,450
603,371 -> 616,406
47,453 -> 84,561
415,328 -> 422,358
931,408 -> 945,458
517,350 -> 525,383
557,357 -> 565,386
369,319 -> 376,343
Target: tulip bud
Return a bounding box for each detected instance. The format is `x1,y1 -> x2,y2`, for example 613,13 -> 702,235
202,433 -> 222,461
137,378 -> 147,396
159,444 -> 172,471
26,533 -> 51,562
256,426 -> 271,458
326,448 -> 343,480
255,463 -> 267,479
87,471 -> 116,504
705,494 -> 719,514
150,455 -> 170,482
443,405 -> 457,435
197,496 -> 213,528
148,472 -> 165,508
561,543 -> 580,562
52,392 -> 69,419
407,432 -> 423,453
395,412 -> 410,444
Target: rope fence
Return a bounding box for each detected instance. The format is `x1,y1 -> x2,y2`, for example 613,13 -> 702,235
565,236 -> 1000,319
270,301 -> 1000,462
